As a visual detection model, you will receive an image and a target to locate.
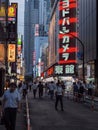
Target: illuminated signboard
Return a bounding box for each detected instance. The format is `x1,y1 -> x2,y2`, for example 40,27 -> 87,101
8,6 -> 16,17
8,44 -> 16,62
58,0 -> 77,75
47,67 -> 54,76
54,64 -> 75,76
0,44 -> 5,61
43,63 -> 75,77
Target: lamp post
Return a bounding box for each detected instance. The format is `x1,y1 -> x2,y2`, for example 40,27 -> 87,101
69,33 -> 85,82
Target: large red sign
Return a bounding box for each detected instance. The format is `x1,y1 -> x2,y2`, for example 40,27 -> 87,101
58,0 -> 77,75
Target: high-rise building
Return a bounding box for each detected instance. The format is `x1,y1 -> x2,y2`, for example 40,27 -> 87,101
24,0 -> 51,77
24,0 -> 39,76
78,0 -> 98,87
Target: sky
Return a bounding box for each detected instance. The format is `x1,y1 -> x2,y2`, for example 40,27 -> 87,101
9,0 -> 25,36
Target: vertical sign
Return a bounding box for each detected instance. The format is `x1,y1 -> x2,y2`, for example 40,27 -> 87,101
58,0 -> 77,75
8,44 -> 16,62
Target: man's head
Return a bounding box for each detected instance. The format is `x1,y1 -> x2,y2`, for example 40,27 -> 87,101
9,83 -> 17,92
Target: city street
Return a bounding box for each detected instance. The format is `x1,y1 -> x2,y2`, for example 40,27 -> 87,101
28,92 -> 98,130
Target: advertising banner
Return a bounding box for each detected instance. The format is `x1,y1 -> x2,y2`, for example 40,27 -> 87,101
58,0 -> 77,75
0,44 -> 5,61
8,44 -> 16,62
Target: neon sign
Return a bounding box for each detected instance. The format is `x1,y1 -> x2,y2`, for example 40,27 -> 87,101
8,6 -> 16,17
58,0 -> 77,75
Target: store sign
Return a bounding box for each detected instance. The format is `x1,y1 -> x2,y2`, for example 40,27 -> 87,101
0,6 -> 5,17
0,44 -> 5,61
8,6 -> 16,17
54,64 -> 75,76
58,0 -> 77,75
8,44 -> 16,62
47,67 -> 54,76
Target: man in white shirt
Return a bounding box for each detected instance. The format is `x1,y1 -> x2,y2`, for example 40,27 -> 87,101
55,82 -> 64,111
48,81 -> 55,100
2,82 -> 21,130
32,82 -> 38,98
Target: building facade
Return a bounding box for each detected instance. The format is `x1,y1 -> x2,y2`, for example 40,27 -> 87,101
24,0 -> 39,76
24,0 -> 51,77
78,0 -> 98,87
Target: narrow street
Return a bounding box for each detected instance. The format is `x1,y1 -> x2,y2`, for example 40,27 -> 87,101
28,92 -> 98,130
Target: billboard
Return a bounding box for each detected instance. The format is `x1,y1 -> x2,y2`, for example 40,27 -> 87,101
8,44 -> 16,62
0,44 -> 5,61
58,0 -> 77,75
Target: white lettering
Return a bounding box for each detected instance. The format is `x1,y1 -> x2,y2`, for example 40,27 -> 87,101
65,65 -> 75,74
55,65 -> 63,74
60,26 -> 69,34
62,44 -> 69,51
62,17 -> 70,25
62,36 -> 70,43
62,53 -> 69,60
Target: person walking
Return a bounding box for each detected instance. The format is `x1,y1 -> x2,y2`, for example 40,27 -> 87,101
22,81 -> 27,98
48,81 -> 55,100
73,82 -> 79,102
28,81 -> 32,92
55,82 -> 64,111
1,82 -> 21,130
32,82 -> 38,99
38,82 -> 44,98
88,81 -> 95,97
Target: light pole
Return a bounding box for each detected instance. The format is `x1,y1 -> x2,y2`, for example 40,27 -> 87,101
69,33 -> 85,82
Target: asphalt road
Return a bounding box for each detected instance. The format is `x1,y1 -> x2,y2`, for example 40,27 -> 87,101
28,92 -> 98,130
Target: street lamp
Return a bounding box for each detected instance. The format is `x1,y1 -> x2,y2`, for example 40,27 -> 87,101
69,33 -> 85,82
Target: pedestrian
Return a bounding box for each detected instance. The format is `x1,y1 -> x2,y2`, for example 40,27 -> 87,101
38,81 -> 44,98
32,82 -> 38,98
55,82 -> 64,111
28,81 -> 32,92
73,82 -> 79,102
1,82 -> 21,130
78,82 -> 85,102
88,81 -> 95,97
48,81 -> 55,100
22,81 -> 27,98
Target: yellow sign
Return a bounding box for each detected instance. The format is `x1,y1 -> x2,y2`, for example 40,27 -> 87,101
8,6 -> 16,17
8,44 -> 16,62
0,6 -> 16,17
0,6 -> 5,17
0,44 -> 5,61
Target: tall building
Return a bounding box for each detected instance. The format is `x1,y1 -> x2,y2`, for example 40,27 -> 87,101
78,0 -> 98,87
24,0 -> 39,76
24,0 -> 51,77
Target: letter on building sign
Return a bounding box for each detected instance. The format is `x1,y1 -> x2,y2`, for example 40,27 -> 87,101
62,17 -> 70,25
62,53 -> 69,60
65,65 -> 75,74
62,36 -> 70,43
62,44 -> 69,51
55,65 -> 63,74
60,26 -> 69,34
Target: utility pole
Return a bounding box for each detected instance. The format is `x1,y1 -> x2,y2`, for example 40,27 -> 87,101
69,33 -> 85,82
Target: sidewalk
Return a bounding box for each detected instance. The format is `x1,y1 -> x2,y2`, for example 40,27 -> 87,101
0,98 -> 27,130
65,92 -> 98,110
